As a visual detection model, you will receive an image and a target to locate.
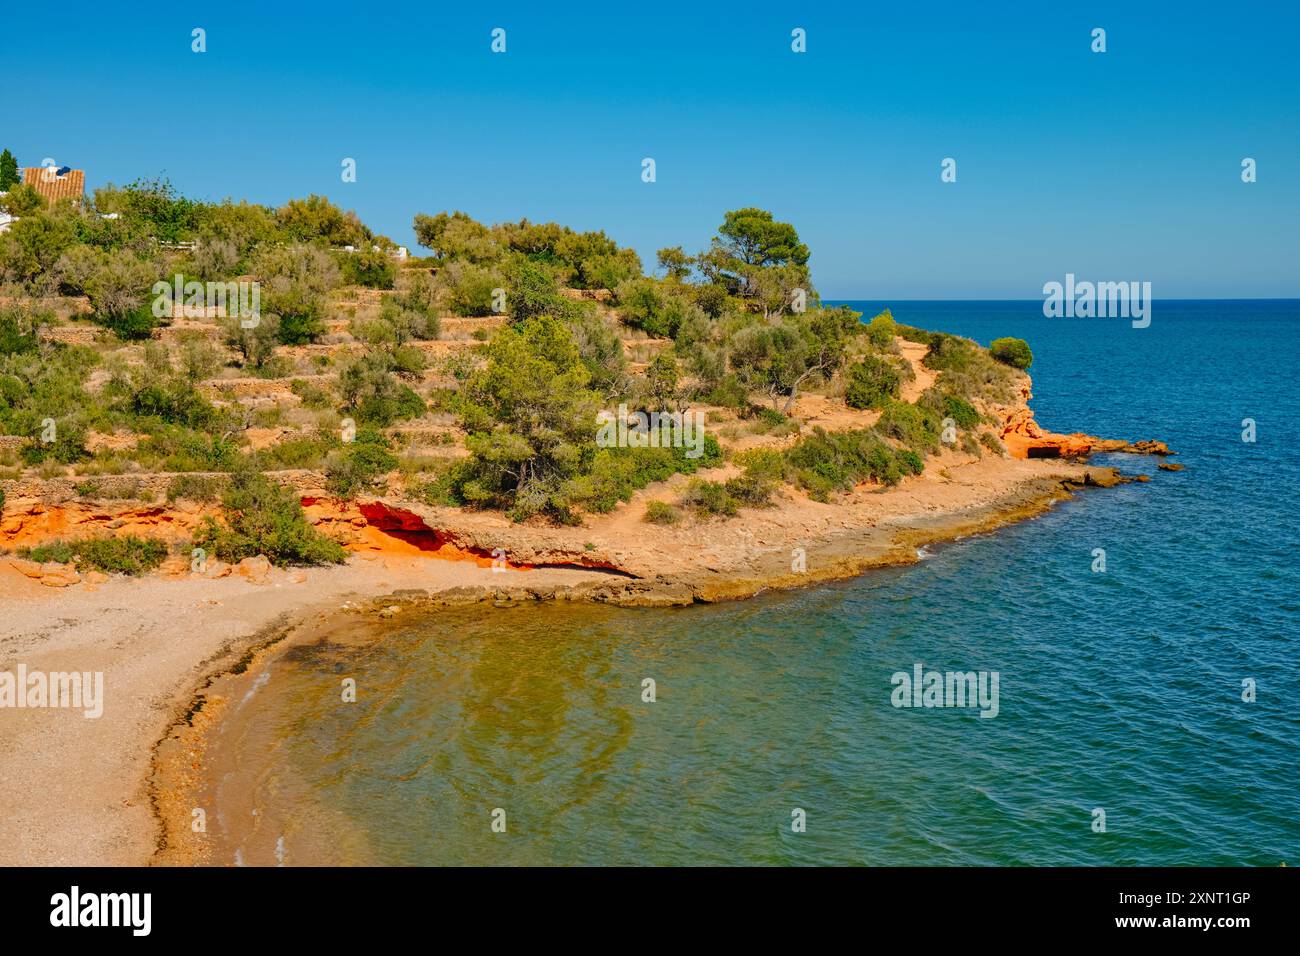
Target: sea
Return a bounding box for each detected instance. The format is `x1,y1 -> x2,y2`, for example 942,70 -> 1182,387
198,300 -> 1299,866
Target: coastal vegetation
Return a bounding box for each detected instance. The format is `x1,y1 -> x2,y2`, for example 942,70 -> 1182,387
22,534 -> 168,575
0,150 -> 1037,569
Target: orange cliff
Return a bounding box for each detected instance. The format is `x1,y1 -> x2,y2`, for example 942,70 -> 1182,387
997,381 -> 1172,460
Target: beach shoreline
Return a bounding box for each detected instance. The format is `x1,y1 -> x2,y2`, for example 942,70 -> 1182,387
0,403 -> 1163,867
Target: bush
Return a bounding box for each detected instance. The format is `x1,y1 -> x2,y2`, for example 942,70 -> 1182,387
84,249 -> 160,338
989,337 -> 1033,369
166,473 -> 224,502
21,422 -> 89,465
338,352 -> 427,426
503,258 -> 575,324
877,400 -> 941,455
27,535 -> 169,575
643,501 -> 682,525
568,436 -> 723,514
783,427 -> 923,500
442,261 -> 503,317
732,447 -> 786,482
96,302 -> 160,341
980,431 -> 1006,456
194,470 -> 347,566
615,278 -> 698,338
137,426 -> 241,473
940,393 -> 981,429
254,244 -> 341,345
289,378 -> 335,409
844,355 -> 903,410
864,310 -> 898,349
680,478 -> 737,517
324,430 -> 398,497
723,472 -> 777,507
339,249 -> 396,289
0,306 -> 43,355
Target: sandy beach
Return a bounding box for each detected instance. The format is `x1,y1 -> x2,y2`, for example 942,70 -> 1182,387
0,444 -> 1134,866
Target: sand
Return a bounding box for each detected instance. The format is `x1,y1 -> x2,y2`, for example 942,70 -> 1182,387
0,554 -> 607,866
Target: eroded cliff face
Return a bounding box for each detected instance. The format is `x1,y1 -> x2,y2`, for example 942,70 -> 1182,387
998,382 -> 1094,459
994,380 -> 1171,460
0,498 -> 215,551
302,497 -> 503,566
0,495 -> 630,575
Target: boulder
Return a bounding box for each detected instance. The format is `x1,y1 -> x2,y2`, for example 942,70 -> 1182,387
7,557 -> 81,587
202,559 -> 232,579
235,555 -> 272,584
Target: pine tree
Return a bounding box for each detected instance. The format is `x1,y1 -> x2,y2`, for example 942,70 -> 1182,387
0,149 -> 18,191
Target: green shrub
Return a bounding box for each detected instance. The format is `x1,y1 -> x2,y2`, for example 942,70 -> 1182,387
864,310 -> 898,349
732,447 -> 786,482
569,436 -> 723,514
783,427 -> 923,500
0,307 -> 43,355
325,430 -> 399,497
339,352 -> 427,426
844,355 -> 903,410
74,478 -> 147,500
27,535 -> 169,575
339,249 -> 396,289
442,261 -> 504,317
877,400 -> 941,455
980,431 -> 1006,456
643,501 -> 682,525
680,478 -> 737,517
96,302 -> 160,341
166,473 -> 224,502
24,540 -> 74,563
21,422 -> 89,465
136,427 -> 241,473
194,470 -> 347,566
941,394 -> 981,429
289,378 -> 335,409
723,472 -> 777,507
989,337 -> 1033,369
614,278 -> 698,338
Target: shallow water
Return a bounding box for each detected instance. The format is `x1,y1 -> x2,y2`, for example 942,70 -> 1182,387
203,301 -> 1299,866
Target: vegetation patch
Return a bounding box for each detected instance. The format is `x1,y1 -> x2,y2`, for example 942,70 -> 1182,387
24,534 -> 169,575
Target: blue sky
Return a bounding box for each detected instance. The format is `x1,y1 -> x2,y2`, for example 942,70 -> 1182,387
3,1 -> 1297,298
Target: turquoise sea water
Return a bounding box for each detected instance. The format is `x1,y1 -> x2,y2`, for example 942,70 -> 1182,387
208,301 -> 1298,866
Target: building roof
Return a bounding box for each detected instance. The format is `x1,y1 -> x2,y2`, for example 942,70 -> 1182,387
22,166 -> 85,203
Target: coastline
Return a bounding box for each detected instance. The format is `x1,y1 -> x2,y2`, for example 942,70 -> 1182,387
0,377 -> 1169,867
129,459 -> 1125,865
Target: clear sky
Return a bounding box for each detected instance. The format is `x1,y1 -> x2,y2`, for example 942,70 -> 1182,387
3,0 -> 1297,298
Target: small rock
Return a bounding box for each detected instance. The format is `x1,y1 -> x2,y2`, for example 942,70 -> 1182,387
38,562 -> 82,587
203,560 -> 232,579
1157,462 -> 1184,472
84,570 -> 109,585
378,605 -> 402,618
235,555 -> 272,584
